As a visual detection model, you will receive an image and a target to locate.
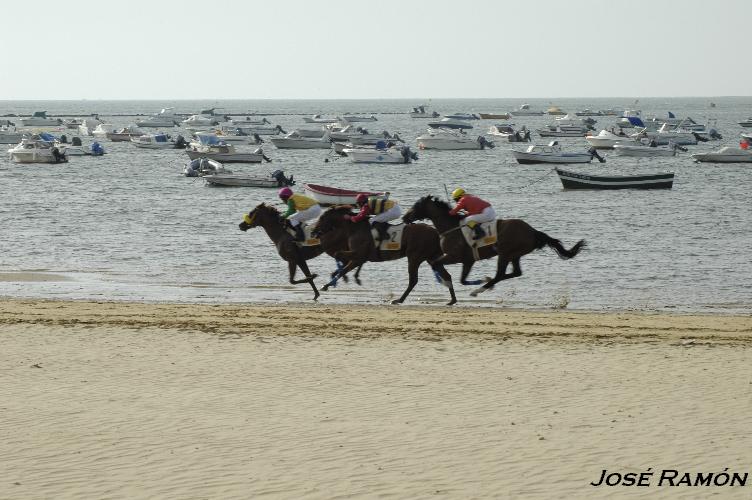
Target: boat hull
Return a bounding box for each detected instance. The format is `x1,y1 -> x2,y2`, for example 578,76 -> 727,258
303,183 -> 383,205
417,138 -> 481,150
203,174 -> 280,187
185,151 -> 262,162
612,145 -> 676,157
555,168 -> 674,190
513,151 -> 593,164
691,153 -> 752,163
478,113 -> 510,120
343,149 -> 407,163
270,138 -> 332,149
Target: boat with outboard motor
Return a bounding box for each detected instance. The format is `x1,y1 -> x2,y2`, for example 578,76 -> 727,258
303,183 -> 385,205
135,108 -> 180,128
416,129 -> 494,150
585,129 -> 635,149
629,123 -> 698,146
106,126 -> 145,142
130,133 -> 187,149
409,105 -> 439,118
303,114 -> 339,124
691,146 -> 752,163
8,134 -> 68,163
555,168 -> 674,190
427,117 -> 474,130
510,104 -> 544,116
183,157 -> 230,177
612,141 -> 686,157
19,111 -> 62,127
57,137 -> 106,156
271,131 -> 333,149
343,141 -> 418,164
512,141 -> 604,164
228,116 -> 271,126
487,125 -> 531,142
203,169 -> 294,188
185,136 -> 268,163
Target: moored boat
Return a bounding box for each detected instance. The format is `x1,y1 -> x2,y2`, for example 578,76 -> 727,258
585,129 -> 634,149
8,134 -> 68,163
131,133 -> 187,149
343,143 -> 417,164
417,129 -> 494,150
427,117 -> 474,130
19,111 -> 62,127
478,112 -> 511,120
303,183 -> 385,205
136,108 -> 180,128
691,146 -> 752,163
510,104 -> 544,116
270,131 -> 332,149
555,168 -> 674,190
203,169 -> 295,188
612,142 -> 685,157
512,141 -> 603,164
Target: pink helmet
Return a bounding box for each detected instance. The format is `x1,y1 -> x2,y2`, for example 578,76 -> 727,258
355,193 -> 368,204
278,187 -> 293,199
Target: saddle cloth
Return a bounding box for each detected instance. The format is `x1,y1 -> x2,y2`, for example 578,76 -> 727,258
286,222 -> 320,247
371,223 -> 404,251
460,220 -> 497,248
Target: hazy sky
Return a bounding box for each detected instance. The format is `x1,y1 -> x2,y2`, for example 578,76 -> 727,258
3,0 -> 748,99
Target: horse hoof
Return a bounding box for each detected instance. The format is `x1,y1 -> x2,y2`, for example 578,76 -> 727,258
483,276 -> 492,283
322,285 -> 330,292
309,274 -> 318,281
391,299 -> 402,305
313,294 -> 320,301
355,278 -> 362,286
447,299 -> 457,306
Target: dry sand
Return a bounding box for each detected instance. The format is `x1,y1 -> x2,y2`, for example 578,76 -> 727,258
1,299 -> 751,499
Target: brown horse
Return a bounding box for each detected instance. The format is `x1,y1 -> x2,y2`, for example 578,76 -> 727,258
238,203 -> 362,300
313,205 -> 457,305
402,196 -> 585,296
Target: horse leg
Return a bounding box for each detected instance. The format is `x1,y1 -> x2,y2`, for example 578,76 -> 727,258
289,259 -> 318,285
353,263 -> 364,286
509,258 -> 523,279
322,260 -> 359,291
431,263 -> 457,306
296,258 -> 320,301
329,260 -> 349,286
393,259 -> 421,305
470,257 -> 509,296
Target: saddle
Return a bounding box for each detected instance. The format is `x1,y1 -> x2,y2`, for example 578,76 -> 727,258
285,222 -> 320,247
460,221 -> 497,248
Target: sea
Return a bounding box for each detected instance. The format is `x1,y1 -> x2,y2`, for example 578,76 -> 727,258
1,97 -> 751,313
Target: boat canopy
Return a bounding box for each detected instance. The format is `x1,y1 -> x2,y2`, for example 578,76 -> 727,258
32,111 -> 48,118
196,134 -> 223,145
38,132 -> 56,142
154,134 -> 169,142
627,117 -> 645,127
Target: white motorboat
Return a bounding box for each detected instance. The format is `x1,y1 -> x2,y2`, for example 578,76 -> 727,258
512,141 -> 602,164
288,125 -> 327,138
0,126 -> 23,144
183,157 -> 231,177
233,124 -> 285,136
107,126 -> 144,142
612,142 -> 684,157
8,135 -> 68,163
185,142 -> 268,163
341,114 -> 377,122
510,104 -> 544,116
537,125 -> 589,137
738,118 -> 752,128
409,105 -> 439,118
181,114 -> 223,128
555,113 -> 596,127
58,138 -> 106,156
19,111 -> 62,127
416,129 -> 494,150
203,169 -> 295,188
136,108 -> 180,128
349,131 -> 403,146
617,110 -> 643,128
78,117 -> 104,136
63,118 -> 82,129
342,144 -> 418,164
444,113 -> 480,120
691,146 -> 752,163
427,117 -> 474,130
487,125 -> 531,142
228,116 -> 271,126
130,133 -> 187,149
630,123 -> 698,146
575,109 -> 604,117
585,129 -> 635,149
302,114 -> 339,124
91,123 -> 115,138
270,131 -> 333,149
193,130 -> 260,145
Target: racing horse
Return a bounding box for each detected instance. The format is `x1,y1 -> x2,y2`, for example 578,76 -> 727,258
402,196 -> 585,296
313,205 -> 457,305
238,203 -> 363,300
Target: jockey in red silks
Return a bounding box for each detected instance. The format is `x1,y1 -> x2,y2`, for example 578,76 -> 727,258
448,188 -> 496,239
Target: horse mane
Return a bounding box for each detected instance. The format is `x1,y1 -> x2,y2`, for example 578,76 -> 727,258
425,195 -> 452,212
320,205 -> 355,220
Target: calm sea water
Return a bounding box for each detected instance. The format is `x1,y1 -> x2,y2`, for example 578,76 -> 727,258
1,98 -> 751,313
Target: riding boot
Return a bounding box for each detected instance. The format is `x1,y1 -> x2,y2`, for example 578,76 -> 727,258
374,222 -> 389,242
294,224 -> 305,242
473,224 -> 485,239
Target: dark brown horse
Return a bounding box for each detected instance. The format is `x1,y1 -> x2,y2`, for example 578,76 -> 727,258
402,196 -> 585,296
238,203 -> 362,300
313,205 -> 457,305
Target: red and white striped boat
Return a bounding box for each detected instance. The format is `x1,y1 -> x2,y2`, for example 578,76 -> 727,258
303,183 -> 385,206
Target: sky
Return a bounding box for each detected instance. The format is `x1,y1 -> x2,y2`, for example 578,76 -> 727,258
2,0 -> 749,100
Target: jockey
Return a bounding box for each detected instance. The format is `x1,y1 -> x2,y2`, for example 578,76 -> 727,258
448,188 -> 496,239
278,187 -> 322,241
345,193 -> 401,241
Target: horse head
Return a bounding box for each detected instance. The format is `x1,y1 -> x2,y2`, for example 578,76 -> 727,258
238,202 -> 279,231
403,195 -> 455,224
312,205 -> 355,238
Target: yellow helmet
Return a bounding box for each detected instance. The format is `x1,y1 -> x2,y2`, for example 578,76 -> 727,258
451,188 -> 466,200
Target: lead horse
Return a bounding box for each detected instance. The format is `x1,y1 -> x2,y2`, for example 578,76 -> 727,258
402,196 -> 585,296
313,206 -> 457,305
238,203 -> 362,300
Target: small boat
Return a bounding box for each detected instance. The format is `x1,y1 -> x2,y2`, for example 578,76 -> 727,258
8,134 -> 68,163
270,131 -> 332,149
228,116 -> 271,126
478,112 -> 511,120
343,143 -> 418,164
185,137 -> 268,163
612,142 -> 685,157
555,168 -> 674,190
488,125 -> 531,142
303,183 -> 385,205
691,146 -> 752,163
131,133 -> 187,149
585,129 -> 635,149
512,141 -> 603,165
417,129 -> 494,150
510,104 -> 544,116
738,118 -> 752,128
203,169 -> 295,188
575,109 -> 604,117
547,106 -> 566,116
427,118 -> 474,130
341,114 -> 377,122
303,114 -> 339,124
630,123 -> 698,146
59,138 -> 106,156
19,111 -> 62,127
107,126 -> 145,142
537,125 -> 589,137
184,157 -> 230,176
409,105 -> 439,118
232,124 -> 285,136
0,126 -> 23,144
135,108 -> 179,128
78,117 -> 104,136
63,118 -> 82,129
181,114 -> 224,128
444,113 -> 480,120
599,108 -> 621,116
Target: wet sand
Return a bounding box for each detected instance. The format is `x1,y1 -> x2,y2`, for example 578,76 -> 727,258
1,299 -> 751,499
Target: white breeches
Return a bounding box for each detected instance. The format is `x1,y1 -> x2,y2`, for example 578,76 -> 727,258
288,204 -> 322,227
371,205 -> 402,223
462,206 -> 496,226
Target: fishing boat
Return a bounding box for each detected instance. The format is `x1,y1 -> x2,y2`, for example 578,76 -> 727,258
512,141 -> 602,164
0,126 -> 23,144
691,146 -> 752,163
303,183 -> 385,205
8,135 -> 68,163
342,143 -> 417,164
555,168 -> 674,190
416,129 -> 494,150
183,158 -> 230,177
203,169 -> 295,188
478,112 -> 511,120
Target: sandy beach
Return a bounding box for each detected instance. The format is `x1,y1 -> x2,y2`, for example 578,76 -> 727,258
1,299 -> 751,499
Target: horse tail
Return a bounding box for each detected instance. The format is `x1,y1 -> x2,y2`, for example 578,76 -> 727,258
534,231 -> 586,259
